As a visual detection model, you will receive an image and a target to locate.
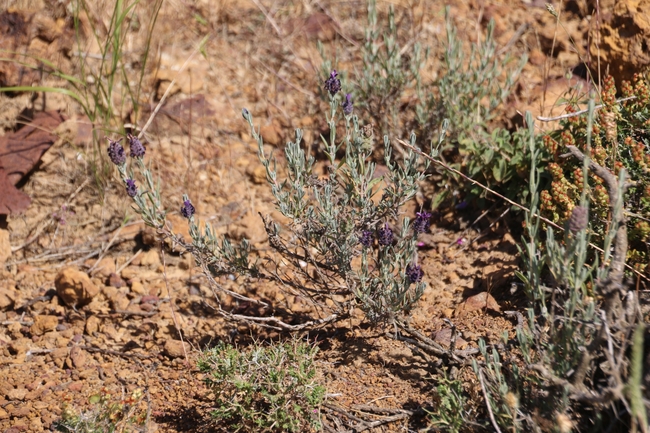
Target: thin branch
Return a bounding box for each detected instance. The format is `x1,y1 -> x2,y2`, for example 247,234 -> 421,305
478,368 -> 503,433
537,96 -> 636,122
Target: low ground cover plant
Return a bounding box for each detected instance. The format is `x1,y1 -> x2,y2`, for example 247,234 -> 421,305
54,387 -> 146,433
197,340 -> 325,432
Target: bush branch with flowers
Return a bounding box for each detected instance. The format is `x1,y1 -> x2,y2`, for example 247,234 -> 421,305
107,68 -> 441,329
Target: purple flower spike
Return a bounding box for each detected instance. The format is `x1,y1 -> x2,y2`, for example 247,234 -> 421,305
377,223 -> 393,246
324,70 -> 341,96
406,263 -> 424,284
128,134 -> 145,158
181,199 -> 195,219
107,138 -> 126,166
413,211 -> 431,234
359,230 -> 373,248
125,179 -> 138,197
342,93 -> 353,115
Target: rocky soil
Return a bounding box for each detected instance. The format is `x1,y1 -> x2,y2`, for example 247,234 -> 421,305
0,0 -> 648,431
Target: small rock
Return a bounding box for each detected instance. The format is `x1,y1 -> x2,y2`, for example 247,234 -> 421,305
433,328 -> 468,349
139,249 -> 161,267
0,228 -> 11,265
260,123 -> 283,146
69,346 -> 87,369
246,165 -> 268,184
108,273 -> 126,288
55,267 -> 100,307
30,315 -> 58,336
164,340 -> 188,359
130,280 -> 147,295
0,407 -> 7,419
141,295 -> 159,305
10,406 -> 31,417
93,257 -> 116,278
6,388 -> 28,401
85,316 -> 101,335
68,381 -> 84,392
0,285 -> 16,309
457,292 -> 501,315
51,347 -> 69,359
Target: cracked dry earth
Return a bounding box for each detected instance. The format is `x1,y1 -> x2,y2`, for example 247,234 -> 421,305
0,0 -> 644,431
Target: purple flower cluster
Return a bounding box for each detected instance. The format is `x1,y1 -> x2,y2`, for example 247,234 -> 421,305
359,230 -> 373,248
181,199 -> 195,219
377,223 -> 394,246
125,179 -> 138,197
412,211 -> 431,234
107,138 -> 126,166
128,134 -> 145,158
342,93 -> 353,115
406,263 -> 423,284
324,70 -> 341,96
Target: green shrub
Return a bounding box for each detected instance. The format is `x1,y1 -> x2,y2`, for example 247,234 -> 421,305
197,340 -> 326,432
540,73 -> 650,272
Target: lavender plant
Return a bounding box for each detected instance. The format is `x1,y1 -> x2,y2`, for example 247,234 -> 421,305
420,8 -> 529,209
354,0 -> 426,138
109,69 -> 441,327
243,74 -> 439,324
475,110 -> 643,432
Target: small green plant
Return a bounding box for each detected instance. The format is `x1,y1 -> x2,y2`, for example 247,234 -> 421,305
420,7 -> 528,208
354,0 -> 426,138
427,375 -> 469,433
197,340 -> 326,432
53,387 -> 146,433
540,73 -> 650,272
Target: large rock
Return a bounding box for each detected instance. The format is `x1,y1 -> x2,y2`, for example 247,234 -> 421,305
55,267 -> 99,307
588,0 -> 650,83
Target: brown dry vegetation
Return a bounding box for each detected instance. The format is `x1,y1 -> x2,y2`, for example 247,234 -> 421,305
0,0 -> 649,431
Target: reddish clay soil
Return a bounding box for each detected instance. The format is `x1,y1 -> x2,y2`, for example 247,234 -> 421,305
0,0 -> 646,431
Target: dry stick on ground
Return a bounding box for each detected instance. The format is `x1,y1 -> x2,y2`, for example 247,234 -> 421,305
81,345 -> 153,360
11,178 -> 91,253
398,138 -> 650,284
324,404 -> 414,432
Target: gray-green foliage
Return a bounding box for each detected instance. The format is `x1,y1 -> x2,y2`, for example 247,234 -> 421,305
246,89 -> 437,323
354,0 -> 426,138
420,7 -> 528,207
115,74 -> 438,326
427,375 -> 469,433
476,110 -> 642,432
197,340 -> 325,432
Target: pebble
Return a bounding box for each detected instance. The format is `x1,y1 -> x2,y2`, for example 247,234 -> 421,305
163,340 -> 188,359
30,316 -> 58,336
55,267 -> 100,307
